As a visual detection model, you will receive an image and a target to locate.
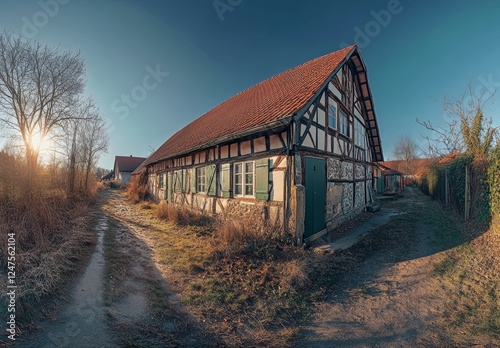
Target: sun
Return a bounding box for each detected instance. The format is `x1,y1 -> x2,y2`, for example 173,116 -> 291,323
29,131 -> 51,153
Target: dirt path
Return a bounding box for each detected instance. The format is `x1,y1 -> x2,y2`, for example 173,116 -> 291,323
13,189 -> 216,348
14,200 -> 118,347
101,190 -> 218,347
296,188 -> 451,347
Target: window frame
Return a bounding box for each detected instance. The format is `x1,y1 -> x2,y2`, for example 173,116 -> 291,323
339,110 -> 350,137
354,117 -> 365,149
159,173 -> 164,189
328,102 -> 337,130
196,166 -> 206,193
233,161 -> 255,198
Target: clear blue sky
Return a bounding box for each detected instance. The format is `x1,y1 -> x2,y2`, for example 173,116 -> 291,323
1,0 -> 500,168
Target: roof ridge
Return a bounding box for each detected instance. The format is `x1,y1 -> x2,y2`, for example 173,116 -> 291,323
145,45 -> 358,164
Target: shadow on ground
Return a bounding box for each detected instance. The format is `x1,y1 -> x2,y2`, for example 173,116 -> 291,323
295,186 -> 493,348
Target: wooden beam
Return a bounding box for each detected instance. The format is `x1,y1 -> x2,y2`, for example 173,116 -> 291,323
298,97 -> 320,145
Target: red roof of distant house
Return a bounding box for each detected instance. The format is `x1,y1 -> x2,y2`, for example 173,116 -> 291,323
114,156 -> 147,173
438,152 -> 459,164
145,45 -> 383,165
381,153 -> 460,177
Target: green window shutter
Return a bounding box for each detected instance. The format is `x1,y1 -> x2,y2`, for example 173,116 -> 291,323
174,170 -> 181,193
206,165 -> 217,196
182,169 -> 187,193
255,158 -> 269,200
221,163 -> 231,198
167,172 -> 173,201
190,168 -> 197,193
163,173 -> 167,199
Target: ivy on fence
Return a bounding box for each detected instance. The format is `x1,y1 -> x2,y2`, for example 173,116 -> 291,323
418,154 -> 493,221
488,146 -> 500,217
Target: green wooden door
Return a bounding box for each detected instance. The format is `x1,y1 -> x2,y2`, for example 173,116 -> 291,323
304,157 -> 326,238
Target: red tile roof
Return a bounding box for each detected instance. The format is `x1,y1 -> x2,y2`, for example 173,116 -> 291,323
380,153 -> 460,177
146,45 -> 381,165
114,156 -> 147,173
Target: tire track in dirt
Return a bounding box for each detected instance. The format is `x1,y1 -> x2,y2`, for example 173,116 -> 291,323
14,212 -> 119,348
12,189 -> 218,348
103,190 -> 219,347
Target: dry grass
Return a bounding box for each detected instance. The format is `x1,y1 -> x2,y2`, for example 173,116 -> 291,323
154,200 -> 181,223
0,152 -> 101,319
279,259 -> 309,293
213,219 -> 262,257
126,175 -> 147,203
107,196 -> 309,347
154,200 -> 210,227
435,216 -> 500,342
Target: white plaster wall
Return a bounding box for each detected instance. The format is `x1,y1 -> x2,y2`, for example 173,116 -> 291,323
240,140 -> 251,155
254,136 -> 266,153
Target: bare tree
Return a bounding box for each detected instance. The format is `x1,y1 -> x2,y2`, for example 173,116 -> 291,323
0,32 -> 85,170
418,82 -> 498,159
80,111 -> 109,191
392,135 -> 420,173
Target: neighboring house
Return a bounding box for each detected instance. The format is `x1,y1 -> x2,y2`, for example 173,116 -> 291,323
101,171 -> 114,181
140,45 -> 383,245
373,163 -> 403,194
113,156 -> 147,184
380,153 -> 458,186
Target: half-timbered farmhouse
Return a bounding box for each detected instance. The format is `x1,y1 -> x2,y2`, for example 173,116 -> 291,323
140,45 -> 383,244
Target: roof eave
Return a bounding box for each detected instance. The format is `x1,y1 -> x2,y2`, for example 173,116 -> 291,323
146,115 -> 294,166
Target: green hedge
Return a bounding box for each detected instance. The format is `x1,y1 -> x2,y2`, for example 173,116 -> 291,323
419,155 -> 492,221
489,147 -> 500,217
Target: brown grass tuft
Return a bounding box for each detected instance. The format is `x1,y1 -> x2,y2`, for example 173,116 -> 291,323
126,175 -> 148,203
279,259 -> 309,293
154,200 -> 180,223
154,201 -> 207,226
213,219 -> 265,257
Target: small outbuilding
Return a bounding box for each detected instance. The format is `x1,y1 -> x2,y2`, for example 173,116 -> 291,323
373,163 -> 403,195
113,156 -> 146,184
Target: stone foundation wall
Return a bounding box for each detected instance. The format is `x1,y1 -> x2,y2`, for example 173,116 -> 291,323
169,192 -> 285,233
325,158 -> 373,233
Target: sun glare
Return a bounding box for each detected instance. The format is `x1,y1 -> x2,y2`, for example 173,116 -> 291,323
29,132 -> 51,153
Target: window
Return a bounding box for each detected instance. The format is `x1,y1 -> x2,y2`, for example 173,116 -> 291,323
339,110 -> 350,137
354,118 -> 365,149
159,173 -> 164,189
196,167 -> 206,193
234,161 -> 254,197
328,103 -> 337,129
